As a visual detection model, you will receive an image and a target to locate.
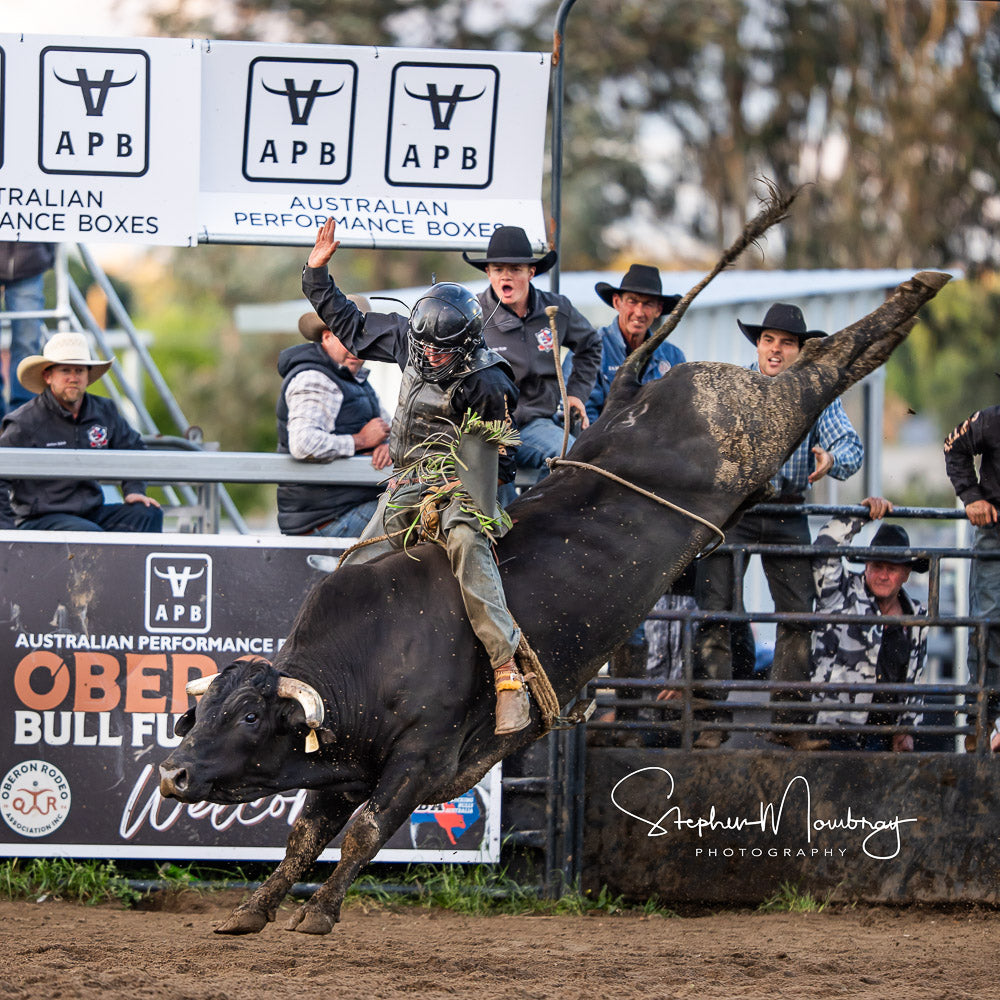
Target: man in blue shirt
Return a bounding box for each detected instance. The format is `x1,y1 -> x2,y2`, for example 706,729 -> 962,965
584,263 -> 683,422
692,303 -> 863,750
583,265 -> 684,729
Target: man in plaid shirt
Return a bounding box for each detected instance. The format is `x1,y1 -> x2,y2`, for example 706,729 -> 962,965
691,303 -> 863,750
276,306 -> 391,538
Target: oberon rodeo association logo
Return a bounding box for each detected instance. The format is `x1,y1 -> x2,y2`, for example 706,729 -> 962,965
1,760 -> 72,838
145,552 -> 212,634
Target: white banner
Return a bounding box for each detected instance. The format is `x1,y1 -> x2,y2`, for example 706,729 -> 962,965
0,34 -> 202,246
199,41 -> 550,249
0,35 -> 550,250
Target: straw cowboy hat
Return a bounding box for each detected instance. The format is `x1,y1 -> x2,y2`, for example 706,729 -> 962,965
594,264 -> 681,312
462,226 -> 558,275
17,331 -> 112,395
848,522 -> 930,574
737,302 -> 826,346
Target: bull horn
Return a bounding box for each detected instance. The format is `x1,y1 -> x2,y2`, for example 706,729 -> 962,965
186,673 -> 219,697
277,676 -> 325,729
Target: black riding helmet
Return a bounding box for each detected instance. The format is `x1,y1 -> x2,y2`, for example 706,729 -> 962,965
408,282 -> 484,382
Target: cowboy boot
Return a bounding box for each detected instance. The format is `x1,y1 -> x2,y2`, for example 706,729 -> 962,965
493,658 -> 531,735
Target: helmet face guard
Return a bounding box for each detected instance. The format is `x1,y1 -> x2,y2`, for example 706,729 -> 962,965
408,283 -> 484,383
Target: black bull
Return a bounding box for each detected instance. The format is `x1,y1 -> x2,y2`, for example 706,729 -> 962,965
159,270 -> 947,935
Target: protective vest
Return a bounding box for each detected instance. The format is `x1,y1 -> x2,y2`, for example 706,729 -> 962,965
276,347 -> 382,534
389,345 -> 507,469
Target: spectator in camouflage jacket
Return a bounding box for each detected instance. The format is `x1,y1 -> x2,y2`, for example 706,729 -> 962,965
810,496 -> 929,751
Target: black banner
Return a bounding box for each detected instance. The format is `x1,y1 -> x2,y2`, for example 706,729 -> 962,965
0,534 -> 499,862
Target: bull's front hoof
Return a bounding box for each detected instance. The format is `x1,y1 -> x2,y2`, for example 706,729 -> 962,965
284,906 -> 335,935
214,907 -> 271,935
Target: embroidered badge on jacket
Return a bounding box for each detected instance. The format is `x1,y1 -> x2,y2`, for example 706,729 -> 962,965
534,327 -> 553,352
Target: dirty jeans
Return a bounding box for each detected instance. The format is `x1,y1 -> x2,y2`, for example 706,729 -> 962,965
967,523 -> 1000,721
694,509 -> 815,727
341,483 -> 520,668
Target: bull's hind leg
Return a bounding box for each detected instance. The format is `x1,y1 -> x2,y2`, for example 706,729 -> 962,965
216,790 -> 355,935
286,763 -> 427,935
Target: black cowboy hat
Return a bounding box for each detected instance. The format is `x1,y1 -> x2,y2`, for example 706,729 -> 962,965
594,264 -> 681,312
462,226 -> 558,275
849,522 -> 930,573
738,302 -> 826,346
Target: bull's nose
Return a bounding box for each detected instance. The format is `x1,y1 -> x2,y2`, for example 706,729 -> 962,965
159,763 -> 189,798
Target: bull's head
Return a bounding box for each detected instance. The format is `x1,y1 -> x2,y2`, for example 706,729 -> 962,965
158,655 -> 329,803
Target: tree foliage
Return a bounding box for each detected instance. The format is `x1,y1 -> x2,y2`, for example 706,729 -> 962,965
560,0 -> 1000,269
888,273 -> 1000,437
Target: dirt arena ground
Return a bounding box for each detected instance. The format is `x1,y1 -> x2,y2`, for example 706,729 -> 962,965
3,892 -> 1000,1000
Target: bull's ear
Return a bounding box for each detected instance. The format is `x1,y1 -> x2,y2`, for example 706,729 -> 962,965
173,707 -> 197,737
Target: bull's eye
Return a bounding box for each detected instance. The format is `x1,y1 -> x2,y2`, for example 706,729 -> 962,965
244,712 -> 259,725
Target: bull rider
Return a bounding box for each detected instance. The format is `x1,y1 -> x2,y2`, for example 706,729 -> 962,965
301,217 -> 531,736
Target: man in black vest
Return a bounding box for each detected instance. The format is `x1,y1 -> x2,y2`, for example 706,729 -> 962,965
276,308 -> 391,537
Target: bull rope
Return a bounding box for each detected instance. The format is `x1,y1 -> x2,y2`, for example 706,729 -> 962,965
335,525 -> 407,568
545,456 -> 725,557
512,627 -> 563,730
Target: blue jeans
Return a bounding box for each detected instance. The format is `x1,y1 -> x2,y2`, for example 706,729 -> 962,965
968,524 -> 1000,717
19,502 -> 163,533
307,498 -> 380,539
500,416 -> 577,506
2,272 -> 46,414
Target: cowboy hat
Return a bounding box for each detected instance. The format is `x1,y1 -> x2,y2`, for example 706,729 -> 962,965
462,226 -> 558,275
737,302 -> 826,346
849,522 -> 929,573
595,264 -> 681,312
298,312 -> 326,343
299,297 -> 370,344
17,331 -> 112,395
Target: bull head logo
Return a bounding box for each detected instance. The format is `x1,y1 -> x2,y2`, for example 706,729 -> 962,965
52,67 -> 137,116
153,564 -> 206,599
260,77 -> 345,125
403,83 -> 486,130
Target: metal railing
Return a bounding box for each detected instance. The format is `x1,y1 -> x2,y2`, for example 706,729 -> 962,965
0,444 -> 992,754
590,503 -> 997,754
0,447 -> 389,533
0,243 -> 251,531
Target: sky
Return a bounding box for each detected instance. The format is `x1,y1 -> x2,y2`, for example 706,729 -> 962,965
6,0 -> 150,38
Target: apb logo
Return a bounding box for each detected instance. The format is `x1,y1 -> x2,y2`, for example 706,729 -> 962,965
386,62 -> 498,189
38,46 -> 150,177
243,57 -> 357,184
145,553 -> 212,634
